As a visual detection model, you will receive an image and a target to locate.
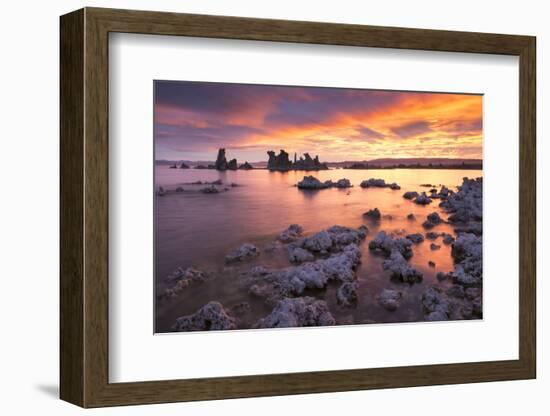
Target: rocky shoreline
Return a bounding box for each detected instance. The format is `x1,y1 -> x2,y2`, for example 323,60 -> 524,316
157,176 -> 483,332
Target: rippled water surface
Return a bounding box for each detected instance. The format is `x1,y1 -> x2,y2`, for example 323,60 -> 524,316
155,167 -> 482,332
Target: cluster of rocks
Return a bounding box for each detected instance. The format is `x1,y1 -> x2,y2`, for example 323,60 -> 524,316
256,296 -> 336,328
225,243 -> 260,263
172,301 -> 237,331
159,267 -> 210,300
439,177 -> 482,235
363,208 -> 381,220
422,212 -> 443,229
368,231 -> 423,283
168,161 -> 190,169
360,178 -> 401,190
420,177 -> 483,321
268,149 -> 328,171
297,176 -> 352,190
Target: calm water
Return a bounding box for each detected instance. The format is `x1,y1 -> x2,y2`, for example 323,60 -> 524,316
155,167 -> 482,332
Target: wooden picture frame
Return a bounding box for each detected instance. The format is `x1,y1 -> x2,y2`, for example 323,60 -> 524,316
60,7 -> 536,408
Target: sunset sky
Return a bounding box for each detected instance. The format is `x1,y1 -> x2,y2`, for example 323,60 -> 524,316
154,81 -> 483,163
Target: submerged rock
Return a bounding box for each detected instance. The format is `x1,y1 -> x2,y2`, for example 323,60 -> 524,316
422,212 -> 443,229
360,178 -> 400,190
172,301 -> 236,331
337,281 -> 358,307
160,267 -> 209,299
406,233 -> 425,244
442,233 -> 455,245
368,231 -> 413,259
430,243 -> 441,251
403,191 -> 419,200
288,246 -> 315,264
407,213 -> 416,221
278,224 -> 304,243
200,185 -> 220,194
363,208 -> 381,220
377,289 -> 402,311
383,250 -> 423,283
422,286 -> 452,321
225,243 -> 259,263
413,192 -> 432,205
256,297 -> 335,328
426,231 -> 443,240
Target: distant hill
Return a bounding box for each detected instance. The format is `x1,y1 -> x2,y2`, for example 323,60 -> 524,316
329,158 -> 482,169
156,157 -> 482,170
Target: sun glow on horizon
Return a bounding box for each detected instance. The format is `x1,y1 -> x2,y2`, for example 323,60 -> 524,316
154,81 -> 482,163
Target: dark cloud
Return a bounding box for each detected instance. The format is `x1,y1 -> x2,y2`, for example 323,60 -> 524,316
391,121 -> 433,138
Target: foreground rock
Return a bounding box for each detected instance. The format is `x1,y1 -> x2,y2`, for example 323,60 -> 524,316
403,191 -> 419,200
172,301 -> 236,331
337,282 -> 358,307
278,224 -> 304,243
368,231 -> 413,259
449,233 -> 482,286
383,250 -> 423,283
363,208 -> 381,220
360,178 -> 400,190
225,243 -> 259,263
422,285 -> 480,321
406,233 -> 425,244
377,289 -> 402,311
413,192 -> 432,205
160,267 -> 209,299
288,246 -> 315,264
252,243 -> 362,304
439,177 -> 482,235
256,297 -> 335,328
301,225 -> 368,254
422,212 -> 443,229
369,231 -> 422,283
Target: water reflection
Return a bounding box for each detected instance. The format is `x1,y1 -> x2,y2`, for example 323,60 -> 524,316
155,167 -> 482,332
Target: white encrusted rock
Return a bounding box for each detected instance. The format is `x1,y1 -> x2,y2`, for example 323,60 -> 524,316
225,243 -> 259,263
172,301 -> 236,331
377,289 -> 402,311
256,297 -> 335,328
278,224 -> 304,243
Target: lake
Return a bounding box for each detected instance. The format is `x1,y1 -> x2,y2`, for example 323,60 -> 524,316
154,166 -> 482,332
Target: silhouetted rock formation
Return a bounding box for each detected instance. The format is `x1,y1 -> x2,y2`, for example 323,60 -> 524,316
179,162 -> 190,169
267,149 -> 328,171
227,158 -> 238,170
214,148 -> 238,171
239,161 -> 254,170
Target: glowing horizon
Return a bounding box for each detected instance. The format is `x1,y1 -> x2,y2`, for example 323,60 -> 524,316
154,81 -> 483,163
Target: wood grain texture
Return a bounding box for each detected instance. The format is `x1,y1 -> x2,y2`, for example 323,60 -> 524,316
59,7 -> 537,408
59,8 -> 85,407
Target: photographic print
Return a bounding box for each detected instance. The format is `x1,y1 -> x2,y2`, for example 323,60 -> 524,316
154,81 -> 483,333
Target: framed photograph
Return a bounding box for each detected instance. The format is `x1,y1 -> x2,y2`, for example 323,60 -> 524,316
60,7 -> 536,408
